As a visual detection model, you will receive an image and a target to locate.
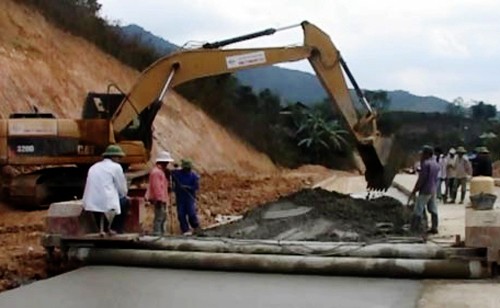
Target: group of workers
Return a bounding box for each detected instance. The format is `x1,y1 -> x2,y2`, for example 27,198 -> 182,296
410,145 -> 493,234
82,144 -> 200,236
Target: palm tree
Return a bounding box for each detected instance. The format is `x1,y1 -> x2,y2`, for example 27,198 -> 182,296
295,110 -> 348,161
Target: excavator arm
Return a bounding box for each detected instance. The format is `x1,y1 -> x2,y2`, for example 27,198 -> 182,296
112,21 -> 399,190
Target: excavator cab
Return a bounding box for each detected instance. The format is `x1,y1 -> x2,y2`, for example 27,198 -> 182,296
82,92 -> 161,153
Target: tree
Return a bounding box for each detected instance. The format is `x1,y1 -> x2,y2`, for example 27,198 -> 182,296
364,90 -> 390,111
446,97 -> 467,117
471,101 -> 497,120
295,110 -> 348,161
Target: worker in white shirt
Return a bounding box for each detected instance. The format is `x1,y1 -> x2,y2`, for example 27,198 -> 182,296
434,147 -> 447,202
445,148 -> 457,203
82,144 -> 129,236
451,146 -> 472,204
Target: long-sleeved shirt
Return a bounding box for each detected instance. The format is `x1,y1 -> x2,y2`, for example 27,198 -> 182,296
83,158 -> 128,214
438,155 -> 447,179
455,156 -> 472,178
446,155 -> 457,178
172,169 -> 199,205
145,165 -> 169,203
415,157 -> 440,195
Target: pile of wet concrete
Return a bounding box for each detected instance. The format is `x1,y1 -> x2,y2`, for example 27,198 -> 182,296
202,188 -> 412,242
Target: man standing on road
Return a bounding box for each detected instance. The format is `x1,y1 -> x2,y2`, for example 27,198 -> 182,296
445,148 -> 457,203
172,159 -> 200,235
146,151 -> 174,235
451,146 -> 472,204
410,146 -> 440,234
434,147 -> 447,202
83,144 -> 129,236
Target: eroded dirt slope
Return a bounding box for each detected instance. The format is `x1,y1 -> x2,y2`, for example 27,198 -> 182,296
0,0 -> 276,173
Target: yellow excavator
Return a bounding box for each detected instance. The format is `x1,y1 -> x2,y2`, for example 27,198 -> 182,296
0,21 -> 399,208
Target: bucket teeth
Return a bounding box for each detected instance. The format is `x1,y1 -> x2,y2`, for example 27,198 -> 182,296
358,135 -> 402,191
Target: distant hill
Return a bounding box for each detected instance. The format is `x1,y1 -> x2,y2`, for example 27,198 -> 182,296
235,67 -> 326,103
120,24 -> 452,112
118,24 -> 178,56
387,90 -> 450,113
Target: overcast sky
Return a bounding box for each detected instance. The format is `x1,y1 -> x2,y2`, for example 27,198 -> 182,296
99,0 -> 500,105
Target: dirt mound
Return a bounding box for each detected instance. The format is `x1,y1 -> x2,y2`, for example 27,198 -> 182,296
203,188 -> 411,242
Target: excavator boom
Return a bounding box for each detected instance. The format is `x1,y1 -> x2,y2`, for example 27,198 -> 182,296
112,21 -> 398,189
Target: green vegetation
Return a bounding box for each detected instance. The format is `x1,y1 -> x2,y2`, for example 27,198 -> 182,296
381,99 -> 499,164
18,0 -> 158,70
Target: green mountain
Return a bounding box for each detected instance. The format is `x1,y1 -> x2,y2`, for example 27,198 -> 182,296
236,67 -> 450,112
119,24 -> 178,55
235,67 -> 326,104
119,24 -> 452,112
386,90 -> 450,113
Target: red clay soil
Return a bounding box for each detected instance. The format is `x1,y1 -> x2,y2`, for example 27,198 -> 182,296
0,168 -> 332,292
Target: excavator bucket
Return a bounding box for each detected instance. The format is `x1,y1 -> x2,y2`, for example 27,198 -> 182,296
357,135 -> 402,191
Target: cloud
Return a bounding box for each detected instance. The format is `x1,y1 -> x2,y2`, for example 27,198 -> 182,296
429,29 -> 470,58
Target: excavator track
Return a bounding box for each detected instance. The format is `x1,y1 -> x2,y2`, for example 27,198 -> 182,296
7,167 -> 87,209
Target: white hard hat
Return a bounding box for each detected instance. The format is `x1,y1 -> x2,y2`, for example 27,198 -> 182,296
156,151 -> 174,163
449,148 -> 456,155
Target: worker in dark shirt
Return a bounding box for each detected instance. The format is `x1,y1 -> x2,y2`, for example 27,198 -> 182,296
172,159 -> 200,235
410,145 -> 441,234
472,147 -> 493,176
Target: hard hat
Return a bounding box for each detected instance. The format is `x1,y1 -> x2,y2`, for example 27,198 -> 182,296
449,148 -> 456,155
181,159 -> 193,169
456,146 -> 466,154
156,151 -> 174,163
102,144 -> 125,157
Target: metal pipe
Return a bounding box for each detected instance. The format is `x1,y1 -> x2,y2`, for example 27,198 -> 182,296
202,23 -> 301,49
158,64 -> 178,102
339,57 -> 373,113
133,237 -> 452,259
69,248 -> 488,279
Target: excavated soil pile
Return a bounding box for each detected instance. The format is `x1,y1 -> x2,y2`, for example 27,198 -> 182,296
203,188 -> 411,242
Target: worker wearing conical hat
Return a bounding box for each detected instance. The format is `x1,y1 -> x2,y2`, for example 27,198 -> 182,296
172,159 -> 200,235
83,144 -> 128,236
410,145 -> 440,234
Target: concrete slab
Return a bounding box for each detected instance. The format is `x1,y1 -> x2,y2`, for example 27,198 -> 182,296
0,266 -> 423,308
418,280 -> 500,308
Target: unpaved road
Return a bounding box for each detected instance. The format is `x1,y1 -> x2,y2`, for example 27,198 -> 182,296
0,266 -> 422,308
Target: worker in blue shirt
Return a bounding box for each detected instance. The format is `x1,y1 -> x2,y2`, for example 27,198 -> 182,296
172,159 -> 200,234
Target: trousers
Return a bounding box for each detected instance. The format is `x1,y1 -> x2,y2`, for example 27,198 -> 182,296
411,193 -> 438,232
152,200 -> 167,235
177,200 -> 199,234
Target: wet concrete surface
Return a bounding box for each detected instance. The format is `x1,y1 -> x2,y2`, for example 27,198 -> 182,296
204,188 -> 411,241
0,266 -> 422,308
